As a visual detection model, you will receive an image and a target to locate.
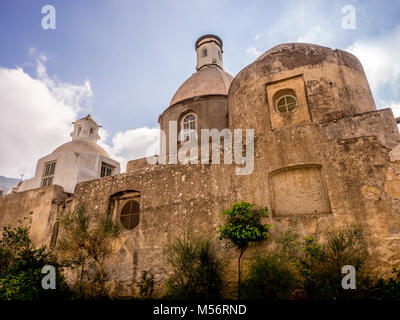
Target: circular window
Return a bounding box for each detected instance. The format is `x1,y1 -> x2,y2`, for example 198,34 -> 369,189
120,200 -> 140,230
276,95 -> 298,113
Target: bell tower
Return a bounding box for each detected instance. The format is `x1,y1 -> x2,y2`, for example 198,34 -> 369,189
70,114 -> 101,142
195,34 -> 224,71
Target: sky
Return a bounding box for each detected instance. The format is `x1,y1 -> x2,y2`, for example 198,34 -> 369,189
0,0 -> 399,178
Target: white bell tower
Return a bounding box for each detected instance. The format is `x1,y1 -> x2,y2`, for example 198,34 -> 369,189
70,114 -> 101,142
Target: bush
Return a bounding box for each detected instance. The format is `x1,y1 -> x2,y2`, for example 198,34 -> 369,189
241,252 -> 299,300
299,225 -> 370,300
163,234 -> 225,300
57,204 -> 121,299
0,216 -> 73,300
365,268 -> 400,300
138,270 -> 155,299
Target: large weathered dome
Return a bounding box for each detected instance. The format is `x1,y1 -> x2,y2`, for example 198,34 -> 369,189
52,139 -> 110,157
169,65 -> 233,106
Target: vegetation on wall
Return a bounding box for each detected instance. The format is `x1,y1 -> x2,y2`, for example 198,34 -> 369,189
298,226 -> 370,300
218,202 -> 271,299
0,215 -> 72,300
1,204 -> 399,300
137,270 -> 155,300
163,233 -> 225,300
57,204 -> 121,299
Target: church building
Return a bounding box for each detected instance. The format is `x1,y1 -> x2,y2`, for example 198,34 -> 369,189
1,34 -> 399,297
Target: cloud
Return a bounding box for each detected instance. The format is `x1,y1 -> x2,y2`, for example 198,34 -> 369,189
254,33 -> 261,41
0,49 -> 160,178
263,2 -> 343,47
246,46 -> 262,58
99,127 -> 159,172
346,25 -> 400,114
0,51 -> 93,178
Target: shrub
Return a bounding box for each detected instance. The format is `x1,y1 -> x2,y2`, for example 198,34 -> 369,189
299,225 -> 370,300
241,252 -> 299,300
138,270 -> 155,299
57,204 -> 121,299
0,215 -> 73,300
365,268 -> 400,300
163,234 -> 225,300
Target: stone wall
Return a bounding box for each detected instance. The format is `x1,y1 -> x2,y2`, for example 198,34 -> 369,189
1,42 -> 399,298
68,162 -> 241,297
0,185 -> 70,248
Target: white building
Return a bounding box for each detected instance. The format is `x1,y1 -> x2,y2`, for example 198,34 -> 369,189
16,115 -> 120,194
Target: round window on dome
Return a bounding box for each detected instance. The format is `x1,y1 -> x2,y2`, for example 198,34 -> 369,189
274,91 -> 298,114
120,200 -> 140,230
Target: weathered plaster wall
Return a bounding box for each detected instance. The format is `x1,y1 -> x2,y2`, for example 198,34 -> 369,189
228,42 -> 400,274
69,163 -> 241,297
0,185 -> 70,248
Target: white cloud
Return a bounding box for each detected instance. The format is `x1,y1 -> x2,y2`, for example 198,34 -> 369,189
99,127 -> 159,172
0,49 -> 160,178
264,3 -> 342,47
246,46 -> 262,58
346,25 -> 400,113
254,33 -> 261,41
0,51 -> 93,178
387,102 -> 400,118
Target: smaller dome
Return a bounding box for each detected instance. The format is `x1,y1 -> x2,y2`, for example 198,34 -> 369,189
52,139 -> 110,157
169,65 -> 233,106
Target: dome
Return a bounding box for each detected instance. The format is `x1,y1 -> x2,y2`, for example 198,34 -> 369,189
253,42 -> 364,74
52,139 -> 110,157
169,65 -> 233,106
256,42 -> 330,62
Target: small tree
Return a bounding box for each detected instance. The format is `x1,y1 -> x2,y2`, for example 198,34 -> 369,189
57,204 -> 121,298
218,202 -> 271,299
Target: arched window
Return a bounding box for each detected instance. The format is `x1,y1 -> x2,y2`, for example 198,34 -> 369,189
77,127 -> 81,137
181,113 -> 197,142
120,200 -> 140,230
89,128 -> 94,139
276,94 -> 298,113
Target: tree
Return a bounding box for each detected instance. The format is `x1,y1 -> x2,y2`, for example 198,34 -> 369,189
57,204 -> 121,298
218,202 -> 271,299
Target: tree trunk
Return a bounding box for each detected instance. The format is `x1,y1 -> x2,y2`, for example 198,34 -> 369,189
238,249 -> 244,300
95,259 -> 106,297
80,261 -> 85,298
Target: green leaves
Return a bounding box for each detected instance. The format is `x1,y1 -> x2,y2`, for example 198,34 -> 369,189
218,202 -> 270,251
0,216 -> 72,300
163,234 -> 224,300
